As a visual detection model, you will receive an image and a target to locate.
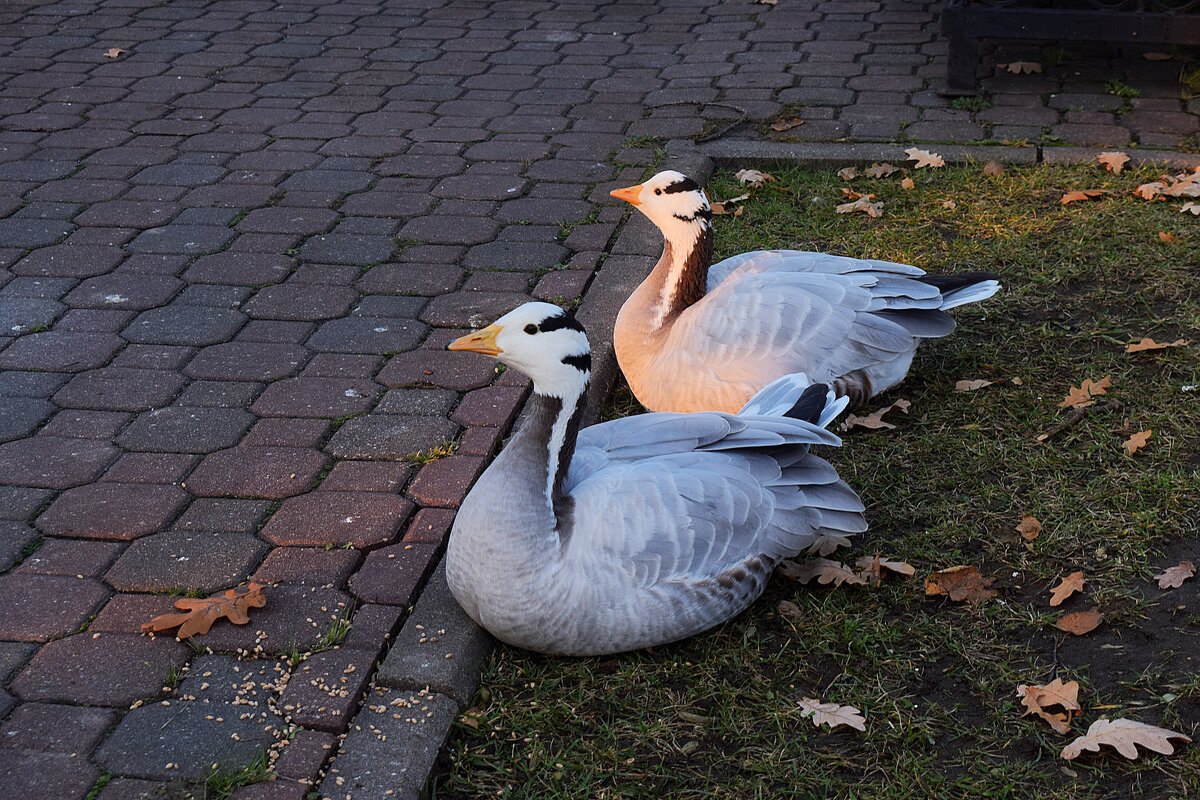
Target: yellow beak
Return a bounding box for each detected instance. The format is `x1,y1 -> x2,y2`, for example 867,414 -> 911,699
610,183 -> 643,206
448,324 -> 503,356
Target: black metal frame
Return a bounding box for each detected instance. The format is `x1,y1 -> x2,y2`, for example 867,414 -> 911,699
941,0 -> 1200,95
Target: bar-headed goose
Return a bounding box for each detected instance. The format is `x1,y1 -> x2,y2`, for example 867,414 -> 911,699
610,170 -> 1001,412
445,302 -> 865,656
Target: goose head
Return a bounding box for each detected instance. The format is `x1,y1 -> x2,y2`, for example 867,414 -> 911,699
610,170 -> 712,243
448,302 -> 591,398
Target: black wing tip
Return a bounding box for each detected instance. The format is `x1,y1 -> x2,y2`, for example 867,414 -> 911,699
918,270 -> 1001,291
785,383 -> 830,425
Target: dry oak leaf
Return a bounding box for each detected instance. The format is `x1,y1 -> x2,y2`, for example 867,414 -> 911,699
1061,189 -> 1108,205
1096,151 -> 1131,174
104,47 -> 125,58
1061,719 -> 1191,761
711,203 -> 744,217
840,398 -> 910,431
1126,337 -> 1189,353
941,199 -> 958,210
900,177 -> 915,190
1000,61 -> 1042,74
798,697 -> 867,732
770,117 -> 803,132
735,168 -> 775,188
1018,678 -> 1082,734
855,554 -> 915,586
1134,182 -> 1167,200
806,531 -> 853,557
1016,515 -> 1042,542
864,162 -> 899,178
1058,375 -> 1111,409
779,557 -> 866,588
1155,561 -> 1195,589
142,583 -> 267,639
1182,202 -> 1200,215
1158,231 -> 1176,243
835,197 -> 883,218
1050,571 -> 1085,607
925,565 -> 997,604
1055,607 -> 1103,635
983,160 -> 1005,177
905,147 -> 945,169
1122,429 -> 1151,455
841,187 -> 875,201
836,166 -> 859,181
955,378 -> 993,392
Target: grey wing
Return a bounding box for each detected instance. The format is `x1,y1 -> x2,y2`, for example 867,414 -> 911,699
707,250 -> 926,291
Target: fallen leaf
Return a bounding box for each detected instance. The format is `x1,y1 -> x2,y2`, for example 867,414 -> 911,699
1018,678 -> 1082,734
806,531 -> 853,557
900,177 -> 915,190
864,162 -> 898,178
1061,718 -> 1191,761
1155,561 -> 1196,589
983,160 -> 1005,177
1165,179 -> 1200,198
779,557 -> 866,588
735,168 -> 775,188
770,117 -> 803,132
1158,231 -> 1175,243
104,47 -> 125,58
855,554 -> 915,586
1058,375 -> 1111,409
1142,52 -> 1173,61
1126,337 -> 1189,353
1181,202 -> 1200,215
925,565 -> 997,604
1049,571 -> 1085,607
1134,182 -> 1167,200
1011,376 -> 1024,385
1016,515 -> 1042,542
1122,429 -> 1151,455
841,187 -> 875,201
1096,151 -> 1131,174
1055,607 -> 1103,635
777,599 -> 803,619
1061,189 -> 1108,205
835,198 -> 883,218
756,0 -> 778,5
711,202 -> 744,217
798,697 -> 866,731
836,167 -> 859,181
955,379 -> 993,392
941,199 -> 957,210
905,147 -> 945,169
840,398 -> 910,431
1000,61 -> 1042,74
142,583 -> 267,639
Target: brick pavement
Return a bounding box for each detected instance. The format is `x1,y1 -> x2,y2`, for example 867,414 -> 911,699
0,0 -> 1197,798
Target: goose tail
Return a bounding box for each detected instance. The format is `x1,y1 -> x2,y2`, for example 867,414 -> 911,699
919,271 -> 1001,311
738,373 -> 847,430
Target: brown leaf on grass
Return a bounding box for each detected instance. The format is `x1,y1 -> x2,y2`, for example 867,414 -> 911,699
925,565 -> 997,603
1061,189 -> 1108,205
711,202 -> 744,217
1061,719 -> 1191,761
1049,571 -> 1085,607
1096,151 -> 1131,174
1055,607 -> 1103,635
983,160 -> 1005,177
777,599 -> 803,619
735,168 -> 775,188
770,117 -> 803,132
1127,337 -> 1189,353
1165,175 -> 1200,198
1142,52 -> 1173,61
864,162 -> 899,178
1018,678 -> 1082,734
854,554 -> 915,586
806,531 -> 853,557
1058,376 -> 1111,409
841,187 -> 875,201
941,199 -> 957,210
1000,61 -> 1042,74
1134,182 -> 1167,200
798,697 -> 867,731
955,378 -> 994,392
1181,202 -> 1200,215
1122,429 -> 1151,455
142,583 -> 266,639
835,198 -> 883,218
1158,231 -> 1176,243
905,147 -> 945,169
104,47 -> 125,58
1016,515 -> 1042,542
900,177 -> 915,190
779,558 -> 866,588
1154,561 -> 1195,589
840,398 -> 910,431
836,167 -> 859,181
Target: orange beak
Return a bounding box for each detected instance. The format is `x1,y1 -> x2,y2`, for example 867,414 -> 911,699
448,324 -> 503,356
609,183 -> 643,206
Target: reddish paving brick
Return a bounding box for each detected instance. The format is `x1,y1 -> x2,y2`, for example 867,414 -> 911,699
378,348 -> 497,391
534,269 -> 592,302
279,648 -> 376,732
419,290 -> 528,327
325,414 -> 460,460
0,702 -> 117,753
11,633 -> 187,706
242,418 -> 331,448
15,538 -> 124,577
272,728 -> 337,782
0,575 -> 109,642
407,456 -> 486,507
197,585 -> 352,656
250,376 -> 379,418
37,483 -> 188,540
53,367 -> 187,411
0,749 -> 98,800
252,547 -> 362,587
231,783 -> 308,800
105,531 -> 267,593
319,461 -> 412,493
96,778 -> 170,800
88,593 -> 178,634
403,507 -> 458,546
457,424 -> 504,457
350,542 -> 440,606
186,446 -> 328,499
451,385 -> 528,428
0,437 -> 118,489
261,492 -> 413,548
300,353 -> 382,379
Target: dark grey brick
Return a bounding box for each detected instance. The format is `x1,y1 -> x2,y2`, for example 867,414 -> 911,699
127,225 -> 236,255
105,531 -> 268,593
116,406 -> 254,453
123,305 -> 246,346
308,316 -> 427,354
325,414 -> 459,460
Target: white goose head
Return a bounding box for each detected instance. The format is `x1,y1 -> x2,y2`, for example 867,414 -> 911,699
610,170 -> 712,242
448,302 -> 591,398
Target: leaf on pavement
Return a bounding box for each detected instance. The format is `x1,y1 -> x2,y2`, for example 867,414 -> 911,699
1096,151 -> 1131,174
1049,571 -> 1085,607
1055,607 -> 1103,635
905,147 -> 945,169
840,398 -> 910,431
142,583 -> 267,639
925,565 -> 997,603
104,47 -> 125,58
1155,561 -> 1195,589
798,697 -> 867,731
1061,718 -> 1191,761
1122,429 -> 1151,455
770,116 -> 803,132
779,557 -> 866,587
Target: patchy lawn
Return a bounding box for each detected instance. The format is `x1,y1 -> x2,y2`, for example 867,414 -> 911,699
435,162 -> 1200,799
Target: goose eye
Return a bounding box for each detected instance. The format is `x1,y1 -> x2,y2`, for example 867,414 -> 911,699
654,188 -> 662,195
524,324 -> 538,335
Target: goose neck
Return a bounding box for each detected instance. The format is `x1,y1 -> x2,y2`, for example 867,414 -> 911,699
526,373 -> 588,532
653,220 -> 712,326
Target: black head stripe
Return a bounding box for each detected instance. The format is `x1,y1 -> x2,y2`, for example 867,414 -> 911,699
538,313 -> 586,335
561,352 -> 591,372
662,177 -> 700,195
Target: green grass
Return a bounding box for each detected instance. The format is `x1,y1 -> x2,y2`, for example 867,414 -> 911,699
435,162 -> 1200,799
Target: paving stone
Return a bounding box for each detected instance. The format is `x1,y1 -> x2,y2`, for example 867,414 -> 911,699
0,218 -> 74,249
377,349 -> 497,391
397,215 -> 499,245
175,380 -> 263,408
54,368 -> 187,411
243,284 -> 356,321
11,632 -> 186,706
298,233 -> 394,265
198,585 -> 351,655
0,574 -> 109,641
406,456 -> 486,507
0,642 -> 37,683
350,542 -> 439,607
15,538 -> 123,577
0,703 -> 117,753
106,532 -> 268,593
174,498 -> 272,534
0,436 -> 118,489
242,418 -> 330,448
116,406 -> 254,453
325,414 -> 459,460
307,316 -> 427,354
102,453 -> 198,485
38,483 -> 188,541
261,492 -> 413,548
0,489 -> 54,523
250,376 -> 378,418
0,297 -> 63,333
0,331 -> 122,372
185,342 -> 309,381
352,295 -> 427,319
38,408 -> 130,441
317,687 -> 458,800
272,728 -> 337,782
11,245 -> 125,278
251,547 -> 362,587
376,388 -> 459,416
127,224 -> 236,255
95,777 -> 187,800
238,206 -> 337,235
230,783 -> 307,800
64,274 -> 182,310
356,262 -> 463,295
124,305 -> 246,346
279,648 -> 376,732
187,447 -> 327,499
88,594 -> 179,634
0,396 -> 54,443
0,371 -> 70,398
419,290 -> 528,328
184,253 -> 292,285
451,385 -> 527,428
0,749 -> 98,800
320,461 -> 413,493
